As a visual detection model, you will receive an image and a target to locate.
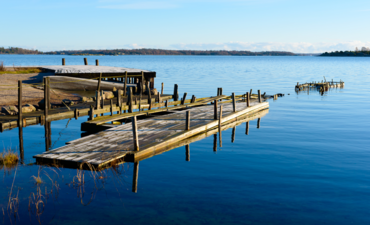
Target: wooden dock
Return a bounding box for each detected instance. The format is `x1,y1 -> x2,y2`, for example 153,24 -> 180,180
34,101 -> 269,169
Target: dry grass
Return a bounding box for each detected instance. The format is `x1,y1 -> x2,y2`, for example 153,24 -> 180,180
0,68 -> 42,74
0,149 -> 19,167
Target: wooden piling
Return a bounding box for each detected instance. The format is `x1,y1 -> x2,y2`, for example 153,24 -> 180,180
118,90 -> 122,107
18,80 -> 22,127
191,95 -> 196,103
258,90 -> 262,103
250,89 -> 252,96
74,108 -> 79,120
129,87 -> 134,113
44,77 -> 49,122
110,99 -> 114,116
84,58 -> 88,65
97,73 -> 102,92
146,82 -> 152,110
161,82 -> 164,95
101,91 -> 104,111
219,105 -> 223,148
174,84 -> 179,101
186,111 -> 190,130
181,93 -> 187,105
124,71 -> 128,96
89,105 -> 94,121
141,71 -> 144,94
232,92 -> 236,112
131,116 -> 139,151
96,91 -> 101,110
62,58 -> 65,66
158,93 -> 161,103
96,59 -> 99,66
214,100 -> 218,120
246,92 -> 250,107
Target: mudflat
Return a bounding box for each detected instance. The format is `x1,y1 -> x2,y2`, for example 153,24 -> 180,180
0,73 -> 80,107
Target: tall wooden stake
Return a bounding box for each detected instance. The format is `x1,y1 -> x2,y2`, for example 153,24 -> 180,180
44,77 -> 49,122
213,100 -> 218,120
181,92 -> 187,105
161,82 -> 164,95
232,92 -> 236,112
132,116 -> 139,151
246,92 -> 250,107
173,84 -> 178,101
185,111 -> 190,130
258,90 -> 262,103
124,71 -> 128,96
18,80 -> 22,127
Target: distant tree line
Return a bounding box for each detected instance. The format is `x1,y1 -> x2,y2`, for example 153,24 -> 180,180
0,47 -> 297,56
321,47 -> 370,57
0,47 -> 41,54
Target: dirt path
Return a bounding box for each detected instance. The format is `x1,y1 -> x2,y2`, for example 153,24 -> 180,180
0,73 -> 81,107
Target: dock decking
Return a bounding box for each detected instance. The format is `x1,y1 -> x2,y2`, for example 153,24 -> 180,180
34,101 -> 269,168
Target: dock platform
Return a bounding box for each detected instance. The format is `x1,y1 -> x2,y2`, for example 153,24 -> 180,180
34,101 -> 269,169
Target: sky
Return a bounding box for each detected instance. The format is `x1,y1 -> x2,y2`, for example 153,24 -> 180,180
0,0 -> 369,53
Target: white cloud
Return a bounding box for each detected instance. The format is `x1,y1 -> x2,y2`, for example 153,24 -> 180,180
168,41 -> 370,53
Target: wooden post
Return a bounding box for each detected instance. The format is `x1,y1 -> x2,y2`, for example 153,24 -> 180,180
191,95 -> 196,103
96,59 -> 99,66
246,92 -> 250,107
258,90 -> 262,103
74,108 -> 79,120
185,145 -> 190,162
185,111 -> 190,130
84,58 -> 88,65
173,84 -> 178,101
232,126 -> 236,143
89,105 -> 94,120
161,82 -> 164,95
218,105 -> 223,133
110,99 -> 114,116
96,91 -> 100,110
129,87 -> 133,113
250,89 -> 252,96
118,90 -> 122,107
158,93 -> 161,103
62,58 -> 65,66
219,105 -> 223,148
44,77 -> 49,122
257,118 -> 261,129
146,82 -> 152,110
97,73 -> 102,93
141,71 -> 145,94
139,93 -> 142,111
217,88 -> 220,96
214,100 -> 218,120
246,121 -> 249,135
132,162 -> 139,193
18,80 -> 22,127
219,88 -> 223,101
213,134 -> 217,152
165,100 -> 168,108
232,92 -> 236,112
131,116 -> 139,151
101,90 -> 104,111
124,71 -> 128,96
150,77 -> 154,89
181,93 -> 187,105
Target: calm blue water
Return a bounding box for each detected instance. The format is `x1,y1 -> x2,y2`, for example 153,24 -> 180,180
1,55 -> 370,224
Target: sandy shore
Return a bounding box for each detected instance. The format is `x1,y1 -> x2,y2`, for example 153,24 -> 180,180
0,73 -> 81,107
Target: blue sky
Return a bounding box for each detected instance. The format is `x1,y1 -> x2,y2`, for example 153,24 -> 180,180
1,0 -> 369,52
